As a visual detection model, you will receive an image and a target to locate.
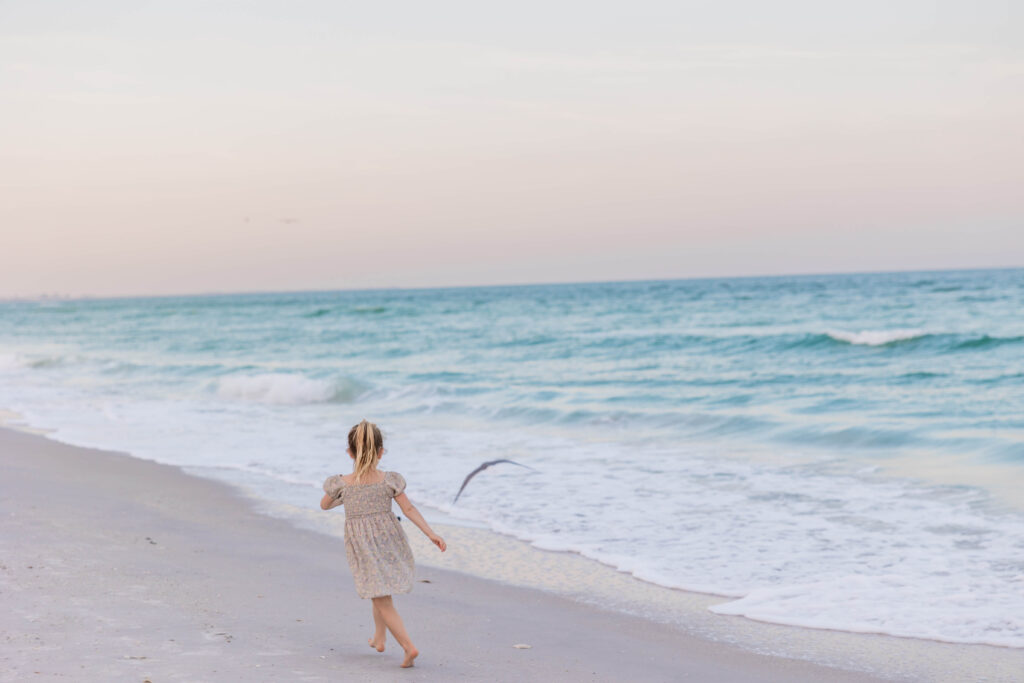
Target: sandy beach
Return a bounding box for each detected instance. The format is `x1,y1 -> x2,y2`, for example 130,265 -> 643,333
3,0 -> 1020,677
0,427 -> 908,682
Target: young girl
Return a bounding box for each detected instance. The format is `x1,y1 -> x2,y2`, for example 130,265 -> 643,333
320,419 -> 446,668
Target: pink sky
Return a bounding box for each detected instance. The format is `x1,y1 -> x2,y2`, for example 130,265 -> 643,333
2,1 -> 1022,297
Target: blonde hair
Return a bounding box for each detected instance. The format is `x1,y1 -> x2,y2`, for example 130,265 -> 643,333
348,419 -> 383,482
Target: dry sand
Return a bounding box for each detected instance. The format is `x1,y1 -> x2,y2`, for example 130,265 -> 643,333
0,427 -> 995,681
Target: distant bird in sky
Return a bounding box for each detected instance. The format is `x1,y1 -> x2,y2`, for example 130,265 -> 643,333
452,459 -> 534,503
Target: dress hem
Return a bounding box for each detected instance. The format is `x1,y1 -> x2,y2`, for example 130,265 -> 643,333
359,585 -> 413,600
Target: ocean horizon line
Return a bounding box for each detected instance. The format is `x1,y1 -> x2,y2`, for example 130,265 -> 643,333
5,263 -> 1023,304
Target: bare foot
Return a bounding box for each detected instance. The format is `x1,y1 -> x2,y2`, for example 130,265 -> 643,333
368,636 -> 386,653
401,646 -> 418,668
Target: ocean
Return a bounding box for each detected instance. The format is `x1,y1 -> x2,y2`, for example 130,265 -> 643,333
1,268 -> 1022,648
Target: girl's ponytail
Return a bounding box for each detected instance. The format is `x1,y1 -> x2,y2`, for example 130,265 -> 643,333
348,419 -> 383,482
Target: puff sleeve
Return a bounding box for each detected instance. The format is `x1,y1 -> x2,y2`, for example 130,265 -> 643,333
385,471 -> 407,498
323,474 -> 345,502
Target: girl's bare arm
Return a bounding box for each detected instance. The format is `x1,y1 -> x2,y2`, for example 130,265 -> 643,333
320,493 -> 343,510
394,493 -> 446,551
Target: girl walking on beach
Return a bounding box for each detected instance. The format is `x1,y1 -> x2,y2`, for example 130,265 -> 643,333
320,419 -> 446,668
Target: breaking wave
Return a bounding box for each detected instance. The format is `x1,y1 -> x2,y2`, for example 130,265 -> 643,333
215,373 -> 368,405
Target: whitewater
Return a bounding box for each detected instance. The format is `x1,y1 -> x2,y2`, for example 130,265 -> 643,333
1,268 -> 1023,647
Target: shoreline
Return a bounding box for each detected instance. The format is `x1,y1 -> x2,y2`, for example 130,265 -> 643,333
0,426 -> 906,682
2,423 -> 1023,680
253,473 -> 1024,681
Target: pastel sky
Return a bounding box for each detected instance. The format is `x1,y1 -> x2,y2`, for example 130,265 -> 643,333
2,1 -> 1022,297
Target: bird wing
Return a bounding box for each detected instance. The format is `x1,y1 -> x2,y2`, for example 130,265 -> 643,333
452,459 -> 533,503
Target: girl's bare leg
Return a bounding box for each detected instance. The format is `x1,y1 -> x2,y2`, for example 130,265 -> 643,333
368,602 -> 386,652
371,596 -> 418,667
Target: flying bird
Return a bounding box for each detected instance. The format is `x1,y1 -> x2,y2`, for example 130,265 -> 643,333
452,459 -> 534,503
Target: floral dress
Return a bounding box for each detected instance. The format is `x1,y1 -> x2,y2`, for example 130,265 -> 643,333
322,471 -> 415,599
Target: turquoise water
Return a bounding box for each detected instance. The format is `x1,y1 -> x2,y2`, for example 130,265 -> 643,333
2,268 -> 1023,646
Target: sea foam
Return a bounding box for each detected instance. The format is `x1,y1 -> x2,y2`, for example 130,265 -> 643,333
390,424 -> 1024,649
215,373 -> 364,405
825,329 -> 928,346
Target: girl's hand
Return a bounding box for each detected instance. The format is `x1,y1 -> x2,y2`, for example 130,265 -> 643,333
429,534 -> 447,552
